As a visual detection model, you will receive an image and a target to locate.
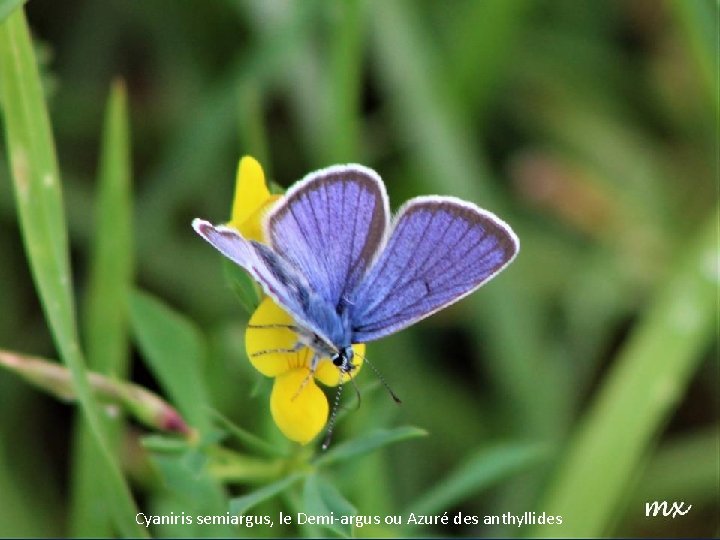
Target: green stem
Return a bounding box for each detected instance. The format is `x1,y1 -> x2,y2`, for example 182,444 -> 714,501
0,349 -> 191,436
206,446 -> 286,484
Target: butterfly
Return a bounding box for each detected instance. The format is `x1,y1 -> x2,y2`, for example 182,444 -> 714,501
193,164 -> 519,378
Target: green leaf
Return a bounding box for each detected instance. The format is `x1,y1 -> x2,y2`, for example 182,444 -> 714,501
405,442 -> 549,518
314,426 -> 427,467
149,448 -> 235,537
532,208 -> 719,537
0,10 -> 144,537
303,474 -> 357,538
71,80 -> 133,537
229,472 -> 305,515
223,258 -> 260,315
210,408 -> 287,458
129,288 -> 212,434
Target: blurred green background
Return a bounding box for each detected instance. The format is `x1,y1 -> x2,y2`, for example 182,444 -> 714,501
0,0 -> 717,537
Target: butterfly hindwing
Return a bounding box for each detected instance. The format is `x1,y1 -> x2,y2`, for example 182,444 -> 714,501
348,197 -> 519,343
265,165 -> 390,309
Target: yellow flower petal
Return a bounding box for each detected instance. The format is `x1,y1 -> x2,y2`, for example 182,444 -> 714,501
271,368 -> 328,444
246,297 -> 312,376
246,297 -> 365,386
239,194 -> 281,242
314,343 -> 365,387
229,156 -> 275,237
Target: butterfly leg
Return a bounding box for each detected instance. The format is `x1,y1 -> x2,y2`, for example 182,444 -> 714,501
249,342 -> 304,357
246,323 -> 300,331
291,353 -> 322,401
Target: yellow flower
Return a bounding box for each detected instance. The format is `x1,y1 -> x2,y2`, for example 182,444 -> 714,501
246,297 -> 365,444
229,156 -> 281,241
229,156 -> 365,445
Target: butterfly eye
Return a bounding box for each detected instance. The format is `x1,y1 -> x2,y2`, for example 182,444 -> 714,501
331,353 -> 343,367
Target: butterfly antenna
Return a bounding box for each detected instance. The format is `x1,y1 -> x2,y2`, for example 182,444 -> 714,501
347,371 -> 362,410
354,352 -> 401,404
322,381 -> 344,451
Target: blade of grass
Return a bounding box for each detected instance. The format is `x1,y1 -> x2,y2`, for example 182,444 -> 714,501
0,10 -> 145,537
323,0 -> 364,163
670,0 -> 720,117
446,0 -> 532,123
0,0 -> 24,23
82,80 -> 134,397
531,207 -> 718,537
404,442 -> 549,520
71,80 -> 133,536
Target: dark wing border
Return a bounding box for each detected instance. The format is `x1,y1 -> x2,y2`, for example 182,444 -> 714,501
263,164 -> 390,307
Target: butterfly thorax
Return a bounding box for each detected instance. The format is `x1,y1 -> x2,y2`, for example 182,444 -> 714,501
294,302 -> 356,374
300,290 -> 352,344
295,325 -> 356,375
327,310 -> 356,373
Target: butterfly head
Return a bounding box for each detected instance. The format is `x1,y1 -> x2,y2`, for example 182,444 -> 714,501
331,346 -> 355,374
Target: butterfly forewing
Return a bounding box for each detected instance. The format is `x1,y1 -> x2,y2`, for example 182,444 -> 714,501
192,219 -> 335,345
265,165 -> 389,309
348,198 -> 519,343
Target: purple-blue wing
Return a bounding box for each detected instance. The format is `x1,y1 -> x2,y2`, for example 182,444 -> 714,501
192,219 -> 336,345
265,165 -> 389,309
349,197 -> 519,343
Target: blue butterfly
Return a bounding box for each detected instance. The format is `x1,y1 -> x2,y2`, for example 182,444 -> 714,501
193,164 -> 519,377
